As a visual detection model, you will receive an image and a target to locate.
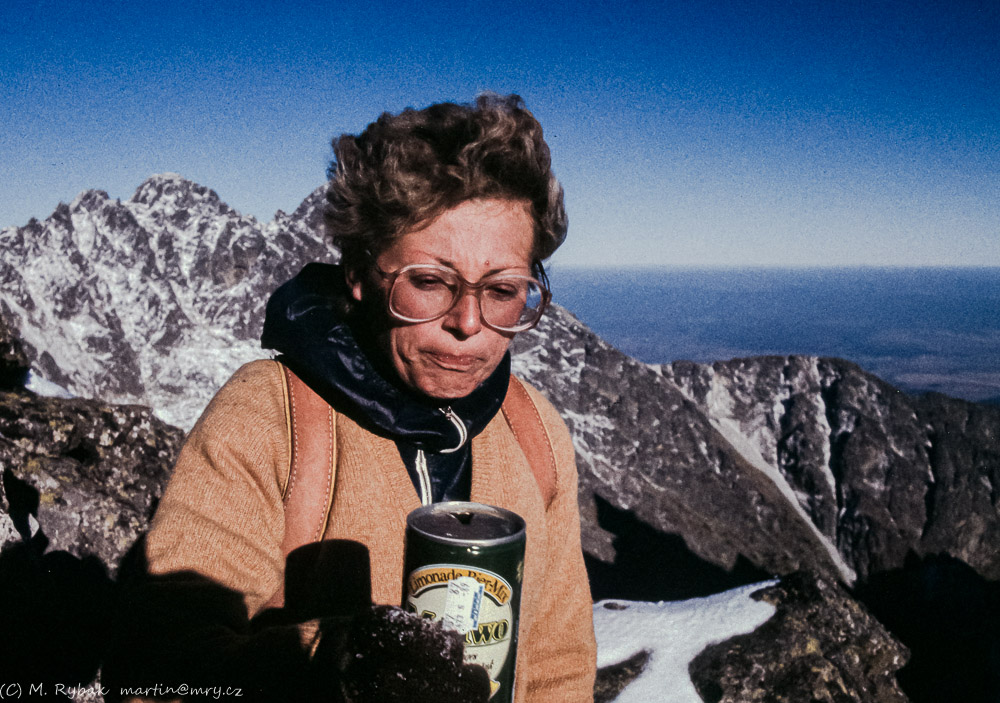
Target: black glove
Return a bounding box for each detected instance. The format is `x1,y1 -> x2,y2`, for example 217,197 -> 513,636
314,605 -> 491,703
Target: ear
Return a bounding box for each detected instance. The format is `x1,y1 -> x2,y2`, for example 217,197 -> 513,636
345,266 -> 364,302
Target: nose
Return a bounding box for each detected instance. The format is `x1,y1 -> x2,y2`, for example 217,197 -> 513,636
443,291 -> 482,338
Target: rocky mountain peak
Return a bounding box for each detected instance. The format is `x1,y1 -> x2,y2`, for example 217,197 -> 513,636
0,174 -> 337,427
128,173 -> 229,216
68,188 -> 113,214
280,183 -> 329,231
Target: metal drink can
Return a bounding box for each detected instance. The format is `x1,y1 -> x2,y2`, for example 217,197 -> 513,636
403,501 -> 526,702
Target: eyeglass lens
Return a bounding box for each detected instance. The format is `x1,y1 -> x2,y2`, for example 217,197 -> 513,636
390,267 -> 544,330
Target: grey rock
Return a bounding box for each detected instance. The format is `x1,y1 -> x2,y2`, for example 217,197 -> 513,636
660,356 -> 1000,582
689,572 -> 910,703
912,393 -> 1000,579
0,387 -> 182,565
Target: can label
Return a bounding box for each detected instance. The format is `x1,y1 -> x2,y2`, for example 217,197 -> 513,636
406,564 -> 515,693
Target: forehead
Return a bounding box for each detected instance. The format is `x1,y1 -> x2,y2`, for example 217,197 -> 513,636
379,199 -> 534,275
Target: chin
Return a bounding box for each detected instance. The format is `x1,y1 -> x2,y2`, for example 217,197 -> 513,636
408,366 -> 490,400
414,376 -> 483,400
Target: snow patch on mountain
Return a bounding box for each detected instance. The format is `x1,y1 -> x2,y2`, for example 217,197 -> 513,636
594,581 -> 778,703
668,358 -> 857,584
24,371 -> 74,398
709,411 -> 857,584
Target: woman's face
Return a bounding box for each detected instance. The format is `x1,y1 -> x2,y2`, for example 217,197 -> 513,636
351,198 -> 535,400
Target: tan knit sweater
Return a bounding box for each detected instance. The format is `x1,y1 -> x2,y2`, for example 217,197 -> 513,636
144,360 -> 596,702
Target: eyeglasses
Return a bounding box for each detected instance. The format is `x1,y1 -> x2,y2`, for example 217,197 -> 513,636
374,263 -> 550,333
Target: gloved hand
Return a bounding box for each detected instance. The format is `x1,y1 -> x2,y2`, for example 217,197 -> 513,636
314,605 -> 491,703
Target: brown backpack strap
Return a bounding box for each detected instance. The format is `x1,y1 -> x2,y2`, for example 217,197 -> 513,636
502,375 -> 558,507
263,364 -> 337,610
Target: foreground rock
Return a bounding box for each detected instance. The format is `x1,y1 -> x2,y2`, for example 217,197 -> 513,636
0,356 -> 182,696
689,572 -> 909,703
855,553 -> 1000,703
0,388 -> 182,566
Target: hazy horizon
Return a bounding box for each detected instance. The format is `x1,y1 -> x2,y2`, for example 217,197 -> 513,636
548,266 -> 1000,403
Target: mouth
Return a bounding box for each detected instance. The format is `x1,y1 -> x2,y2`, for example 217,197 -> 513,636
424,351 -> 483,371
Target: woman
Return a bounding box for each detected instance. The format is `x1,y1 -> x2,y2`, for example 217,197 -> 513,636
109,95 -> 596,702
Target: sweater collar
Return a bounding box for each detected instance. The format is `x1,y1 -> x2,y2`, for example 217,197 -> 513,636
261,263 -> 509,453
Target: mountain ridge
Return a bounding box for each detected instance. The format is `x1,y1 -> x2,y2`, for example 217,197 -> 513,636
3,173 -> 998,588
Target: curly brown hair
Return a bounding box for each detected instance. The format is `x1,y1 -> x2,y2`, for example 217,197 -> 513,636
325,94 -> 566,283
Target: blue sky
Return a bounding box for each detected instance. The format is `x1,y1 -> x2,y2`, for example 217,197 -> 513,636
2,0 -> 997,266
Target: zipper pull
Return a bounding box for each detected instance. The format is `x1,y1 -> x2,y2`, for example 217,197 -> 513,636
439,406 -> 468,454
